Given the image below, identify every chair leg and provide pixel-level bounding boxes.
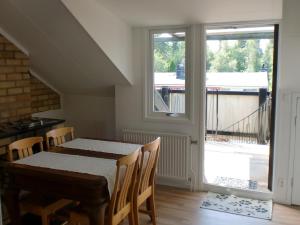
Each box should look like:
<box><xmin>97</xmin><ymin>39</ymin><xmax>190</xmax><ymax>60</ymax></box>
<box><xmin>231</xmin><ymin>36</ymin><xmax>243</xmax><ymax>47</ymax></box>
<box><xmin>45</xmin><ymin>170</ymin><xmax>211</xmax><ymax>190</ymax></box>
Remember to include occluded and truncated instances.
<box><xmin>128</xmin><ymin>211</ymin><xmax>135</xmax><ymax>225</ymax></box>
<box><xmin>149</xmin><ymin>193</ymin><xmax>157</xmax><ymax>225</ymax></box>
<box><xmin>41</xmin><ymin>213</ymin><xmax>50</xmax><ymax>225</ymax></box>
<box><xmin>133</xmin><ymin>202</ymin><xmax>139</xmax><ymax>225</ymax></box>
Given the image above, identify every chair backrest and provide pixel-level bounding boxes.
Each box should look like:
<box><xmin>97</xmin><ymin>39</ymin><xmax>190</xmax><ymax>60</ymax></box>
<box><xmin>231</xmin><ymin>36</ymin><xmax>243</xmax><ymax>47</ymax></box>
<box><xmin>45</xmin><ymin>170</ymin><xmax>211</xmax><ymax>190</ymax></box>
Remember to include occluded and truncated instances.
<box><xmin>108</xmin><ymin>149</ymin><xmax>140</xmax><ymax>225</ymax></box>
<box><xmin>8</xmin><ymin>137</ymin><xmax>44</xmax><ymax>162</ymax></box>
<box><xmin>137</xmin><ymin>137</ymin><xmax>161</xmax><ymax>194</ymax></box>
<box><xmin>46</xmin><ymin>127</ymin><xmax>74</xmax><ymax>149</ymax></box>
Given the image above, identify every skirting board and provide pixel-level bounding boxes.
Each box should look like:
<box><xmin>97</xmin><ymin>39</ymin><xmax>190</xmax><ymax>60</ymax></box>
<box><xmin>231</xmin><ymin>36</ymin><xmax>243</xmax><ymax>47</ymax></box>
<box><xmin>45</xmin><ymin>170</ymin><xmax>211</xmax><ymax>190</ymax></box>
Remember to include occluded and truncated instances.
<box><xmin>156</xmin><ymin>175</ymin><xmax>191</xmax><ymax>190</ymax></box>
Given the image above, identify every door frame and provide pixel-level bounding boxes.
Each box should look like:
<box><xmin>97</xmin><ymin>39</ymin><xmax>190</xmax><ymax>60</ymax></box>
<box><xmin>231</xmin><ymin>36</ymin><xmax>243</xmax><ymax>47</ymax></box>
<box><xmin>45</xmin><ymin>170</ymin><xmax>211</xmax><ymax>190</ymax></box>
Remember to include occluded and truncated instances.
<box><xmin>200</xmin><ymin>21</ymin><xmax>280</xmax><ymax>197</ymax></box>
<box><xmin>287</xmin><ymin>94</ymin><xmax>300</xmax><ymax>204</ymax></box>
<box><xmin>268</xmin><ymin>24</ymin><xmax>279</xmax><ymax>191</ymax></box>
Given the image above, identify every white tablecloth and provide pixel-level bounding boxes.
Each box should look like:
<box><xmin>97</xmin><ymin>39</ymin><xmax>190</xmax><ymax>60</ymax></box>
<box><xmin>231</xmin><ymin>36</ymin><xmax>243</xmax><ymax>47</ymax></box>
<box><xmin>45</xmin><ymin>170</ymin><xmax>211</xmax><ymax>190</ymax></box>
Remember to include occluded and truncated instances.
<box><xmin>15</xmin><ymin>152</ymin><xmax>116</xmax><ymax>196</ymax></box>
<box><xmin>60</xmin><ymin>138</ymin><xmax>142</xmax><ymax>155</ymax></box>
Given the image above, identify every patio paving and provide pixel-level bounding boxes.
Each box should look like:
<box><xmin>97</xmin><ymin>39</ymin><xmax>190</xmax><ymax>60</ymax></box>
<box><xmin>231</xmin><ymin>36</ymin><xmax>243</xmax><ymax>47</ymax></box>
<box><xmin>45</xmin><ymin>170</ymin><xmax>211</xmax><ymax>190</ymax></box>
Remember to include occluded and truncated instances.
<box><xmin>204</xmin><ymin>140</ymin><xmax>270</xmax><ymax>192</ymax></box>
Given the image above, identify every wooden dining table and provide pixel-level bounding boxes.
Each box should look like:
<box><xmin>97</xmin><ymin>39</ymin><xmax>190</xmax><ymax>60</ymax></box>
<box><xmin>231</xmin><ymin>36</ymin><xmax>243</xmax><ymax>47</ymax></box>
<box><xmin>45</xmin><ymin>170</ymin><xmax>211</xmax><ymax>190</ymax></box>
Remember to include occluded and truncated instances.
<box><xmin>4</xmin><ymin>138</ymin><xmax>142</xmax><ymax>225</ymax></box>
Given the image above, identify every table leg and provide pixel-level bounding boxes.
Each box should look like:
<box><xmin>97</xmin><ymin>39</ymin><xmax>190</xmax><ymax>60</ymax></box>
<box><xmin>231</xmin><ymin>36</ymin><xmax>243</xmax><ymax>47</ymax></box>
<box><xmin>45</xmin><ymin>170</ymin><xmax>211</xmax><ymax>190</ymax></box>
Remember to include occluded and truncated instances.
<box><xmin>4</xmin><ymin>188</ymin><xmax>21</xmax><ymax>225</ymax></box>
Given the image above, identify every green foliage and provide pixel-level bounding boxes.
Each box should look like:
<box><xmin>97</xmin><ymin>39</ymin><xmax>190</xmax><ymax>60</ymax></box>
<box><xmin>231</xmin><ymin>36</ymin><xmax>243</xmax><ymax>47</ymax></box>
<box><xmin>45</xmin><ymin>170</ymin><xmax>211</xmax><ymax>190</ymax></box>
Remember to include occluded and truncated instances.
<box><xmin>153</xmin><ymin>40</ymin><xmax>185</xmax><ymax>72</ymax></box>
<box><xmin>153</xmin><ymin>37</ymin><xmax>274</xmax><ymax>89</ymax></box>
<box><xmin>208</xmin><ymin>39</ymin><xmax>268</xmax><ymax>73</ymax></box>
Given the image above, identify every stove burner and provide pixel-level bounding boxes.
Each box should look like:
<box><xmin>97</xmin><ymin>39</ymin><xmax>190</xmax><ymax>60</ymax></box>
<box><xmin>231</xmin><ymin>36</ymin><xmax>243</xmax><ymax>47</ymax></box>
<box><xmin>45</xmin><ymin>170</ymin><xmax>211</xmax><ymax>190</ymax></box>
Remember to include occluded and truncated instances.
<box><xmin>10</xmin><ymin>119</ymin><xmax>44</xmax><ymax>130</ymax></box>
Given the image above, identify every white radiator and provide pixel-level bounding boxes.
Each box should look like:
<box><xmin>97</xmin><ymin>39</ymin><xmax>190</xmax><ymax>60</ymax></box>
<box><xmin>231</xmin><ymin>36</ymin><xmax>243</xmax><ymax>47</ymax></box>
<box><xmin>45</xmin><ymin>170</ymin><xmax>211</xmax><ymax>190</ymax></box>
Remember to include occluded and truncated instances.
<box><xmin>122</xmin><ymin>129</ymin><xmax>191</xmax><ymax>183</ymax></box>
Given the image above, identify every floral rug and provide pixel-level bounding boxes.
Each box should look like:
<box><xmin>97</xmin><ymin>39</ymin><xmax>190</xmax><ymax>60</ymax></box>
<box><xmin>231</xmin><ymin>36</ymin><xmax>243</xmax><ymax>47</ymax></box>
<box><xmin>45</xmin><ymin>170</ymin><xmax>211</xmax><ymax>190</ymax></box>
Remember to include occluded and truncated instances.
<box><xmin>201</xmin><ymin>192</ymin><xmax>273</xmax><ymax>220</ymax></box>
<box><xmin>213</xmin><ymin>176</ymin><xmax>258</xmax><ymax>190</ymax></box>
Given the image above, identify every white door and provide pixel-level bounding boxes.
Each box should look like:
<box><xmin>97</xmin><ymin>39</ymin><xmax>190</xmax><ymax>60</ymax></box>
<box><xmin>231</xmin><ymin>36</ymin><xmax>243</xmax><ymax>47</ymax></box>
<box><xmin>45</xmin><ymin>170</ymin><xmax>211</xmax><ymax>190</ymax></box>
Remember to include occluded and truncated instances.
<box><xmin>292</xmin><ymin>97</ymin><xmax>300</xmax><ymax>205</ymax></box>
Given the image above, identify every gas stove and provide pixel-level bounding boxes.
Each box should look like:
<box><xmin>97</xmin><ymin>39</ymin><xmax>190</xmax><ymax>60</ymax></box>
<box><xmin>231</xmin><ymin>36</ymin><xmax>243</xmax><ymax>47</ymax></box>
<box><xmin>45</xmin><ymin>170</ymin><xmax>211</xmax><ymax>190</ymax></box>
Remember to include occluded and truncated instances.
<box><xmin>0</xmin><ymin>117</ymin><xmax>65</xmax><ymax>140</ymax></box>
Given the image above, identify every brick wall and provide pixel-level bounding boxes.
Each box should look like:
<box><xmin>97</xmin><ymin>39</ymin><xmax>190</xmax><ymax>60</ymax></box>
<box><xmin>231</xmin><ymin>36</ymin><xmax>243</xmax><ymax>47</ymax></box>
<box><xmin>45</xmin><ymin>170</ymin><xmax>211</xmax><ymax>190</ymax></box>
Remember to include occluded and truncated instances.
<box><xmin>31</xmin><ymin>76</ymin><xmax>60</xmax><ymax>113</ymax></box>
<box><xmin>0</xmin><ymin>34</ymin><xmax>61</xmax><ymax>123</ymax></box>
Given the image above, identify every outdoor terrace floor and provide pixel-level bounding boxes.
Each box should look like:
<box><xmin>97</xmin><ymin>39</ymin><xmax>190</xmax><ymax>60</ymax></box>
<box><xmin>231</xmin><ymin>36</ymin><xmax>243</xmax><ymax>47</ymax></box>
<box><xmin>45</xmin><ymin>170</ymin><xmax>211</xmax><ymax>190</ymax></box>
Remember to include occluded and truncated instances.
<box><xmin>204</xmin><ymin>140</ymin><xmax>270</xmax><ymax>192</ymax></box>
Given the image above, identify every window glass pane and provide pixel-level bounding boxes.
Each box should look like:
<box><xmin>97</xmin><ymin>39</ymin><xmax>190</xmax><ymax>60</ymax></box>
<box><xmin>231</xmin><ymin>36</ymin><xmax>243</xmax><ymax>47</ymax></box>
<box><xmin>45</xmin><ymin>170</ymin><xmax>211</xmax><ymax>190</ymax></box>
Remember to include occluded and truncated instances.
<box><xmin>152</xmin><ymin>31</ymin><xmax>186</xmax><ymax>113</ymax></box>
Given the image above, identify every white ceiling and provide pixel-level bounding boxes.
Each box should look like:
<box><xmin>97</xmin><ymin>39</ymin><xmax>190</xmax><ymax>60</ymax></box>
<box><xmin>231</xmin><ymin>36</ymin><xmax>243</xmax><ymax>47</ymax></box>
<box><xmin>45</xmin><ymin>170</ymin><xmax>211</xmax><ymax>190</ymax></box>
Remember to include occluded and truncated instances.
<box><xmin>96</xmin><ymin>0</ymin><xmax>282</xmax><ymax>26</ymax></box>
<box><xmin>0</xmin><ymin>0</ymin><xmax>282</xmax><ymax>97</ymax></box>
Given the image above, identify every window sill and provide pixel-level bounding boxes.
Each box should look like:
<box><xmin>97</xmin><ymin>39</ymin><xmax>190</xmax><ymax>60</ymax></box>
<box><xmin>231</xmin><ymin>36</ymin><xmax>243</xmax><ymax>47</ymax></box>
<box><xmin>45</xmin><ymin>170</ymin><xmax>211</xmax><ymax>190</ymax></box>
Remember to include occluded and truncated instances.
<box><xmin>143</xmin><ymin>113</ymin><xmax>193</xmax><ymax>124</ymax></box>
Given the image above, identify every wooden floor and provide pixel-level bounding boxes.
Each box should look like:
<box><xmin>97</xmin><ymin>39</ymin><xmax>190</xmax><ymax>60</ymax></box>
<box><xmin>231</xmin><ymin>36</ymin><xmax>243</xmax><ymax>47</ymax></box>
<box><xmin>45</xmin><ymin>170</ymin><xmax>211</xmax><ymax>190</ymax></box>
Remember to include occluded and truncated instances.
<box><xmin>130</xmin><ymin>185</ymin><xmax>300</xmax><ymax>225</ymax></box>
<box><xmin>20</xmin><ymin>185</ymin><xmax>300</xmax><ymax>225</ymax></box>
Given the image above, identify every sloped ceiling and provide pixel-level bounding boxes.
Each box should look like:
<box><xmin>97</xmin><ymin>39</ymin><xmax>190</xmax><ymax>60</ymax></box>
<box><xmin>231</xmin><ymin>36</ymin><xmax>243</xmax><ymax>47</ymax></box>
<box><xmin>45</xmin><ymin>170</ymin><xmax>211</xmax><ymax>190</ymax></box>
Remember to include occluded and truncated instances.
<box><xmin>0</xmin><ymin>0</ymin><xmax>131</xmax><ymax>96</ymax></box>
<box><xmin>97</xmin><ymin>0</ymin><xmax>282</xmax><ymax>26</ymax></box>
<box><xmin>0</xmin><ymin>0</ymin><xmax>282</xmax><ymax>97</ymax></box>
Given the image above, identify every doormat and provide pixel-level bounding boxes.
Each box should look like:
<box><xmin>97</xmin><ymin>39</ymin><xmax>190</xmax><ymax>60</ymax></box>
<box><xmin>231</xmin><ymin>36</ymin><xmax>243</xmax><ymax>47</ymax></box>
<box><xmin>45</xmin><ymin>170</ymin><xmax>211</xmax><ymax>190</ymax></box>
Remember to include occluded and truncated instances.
<box><xmin>214</xmin><ymin>176</ymin><xmax>258</xmax><ymax>190</ymax></box>
<box><xmin>201</xmin><ymin>192</ymin><xmax>272</xmax><ymax>220</ymax></box>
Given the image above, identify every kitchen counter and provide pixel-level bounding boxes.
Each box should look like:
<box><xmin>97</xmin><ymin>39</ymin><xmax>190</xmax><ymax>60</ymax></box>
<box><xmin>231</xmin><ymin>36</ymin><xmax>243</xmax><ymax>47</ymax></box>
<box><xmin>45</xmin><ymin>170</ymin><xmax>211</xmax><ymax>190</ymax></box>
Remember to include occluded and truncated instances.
<box><xmin>0</xmin><ymin>117</ymin><xmax>65</xmax><ymax>139</ymax></box>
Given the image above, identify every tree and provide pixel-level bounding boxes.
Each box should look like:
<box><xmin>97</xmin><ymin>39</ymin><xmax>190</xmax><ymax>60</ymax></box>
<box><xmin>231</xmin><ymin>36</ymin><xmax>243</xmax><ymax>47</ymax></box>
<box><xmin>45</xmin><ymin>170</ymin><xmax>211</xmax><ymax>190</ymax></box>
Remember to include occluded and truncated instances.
<box><xmin>262</xmin><ymin>40</ymin><xmax>274</xmax><ymax>90</ymax></box>
<box><xmin>207</xmin><ymin>39</ymin><xmax>272</xmax><ymax>73</ymax></box>
<box><xmin>246</xmin><ymin>39</ymin><xmax>263</xmax><ymax>72</ymax></box>
<box><xmin>154</xmin><ymin>40</ymin><xmax>185</xmax><ymax>72</ymax></box>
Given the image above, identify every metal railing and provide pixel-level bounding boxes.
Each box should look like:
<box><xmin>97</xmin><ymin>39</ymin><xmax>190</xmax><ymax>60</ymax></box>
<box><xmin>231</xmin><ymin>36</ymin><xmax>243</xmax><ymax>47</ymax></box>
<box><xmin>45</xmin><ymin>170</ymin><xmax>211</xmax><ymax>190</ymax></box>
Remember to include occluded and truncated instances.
<box><xmin>206</xmin><ymin>97</ymin><xmax>271</xmax><ymax>144</ymax></box>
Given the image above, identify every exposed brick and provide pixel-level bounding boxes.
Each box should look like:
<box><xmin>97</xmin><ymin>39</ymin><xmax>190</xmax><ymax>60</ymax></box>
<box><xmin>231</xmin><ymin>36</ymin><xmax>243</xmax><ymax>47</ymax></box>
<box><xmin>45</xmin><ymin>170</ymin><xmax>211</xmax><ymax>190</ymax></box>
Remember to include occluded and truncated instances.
<box><xmin>6</xmin><ymin>59</ymin><xmax>21</xmax><ymax>66</ymax></box>
<box><xmin>23</xmin><ymin>73</ymin><xmax>30</xmax><ymax>79</ymax></box>
<box><xmin>0</xmin><ymin>66</ymin><xmax>15</xmax><ymax>73</ymax></box>
<box><xmin>22</xmin><ymin>60</ymin><xmax>30</xmax><ymax>66</ymax></box>
<box><xmin>16</xmin><ymin>95</ymin><xmax>31</xmax><ymax>102</ymax></box>
<box><xmin>0</xmin><ymin>96</ymin><xmax>16</xmax><ymax>103</ymax></box>
<box><xmin>0</xmin><ymin>74</ymin><xmax>6</xmax><ymax>81</ymax></box>
<box><xmin>15</xmin><ymin>66</ymin><xmax>28</xmax><ymax>73</ymax></box>
<box><xmin>17</xmin><ymin>107</ymin><xmax>31</xmax><ymax>115</ymax></box>
<box><xmin>8</xmin><ymin>88</ymin><xmax>23</xmax><ymax>95</ymax></box>
<box><xmin>38</xmin><ymin>106</ymin><xmax>49</xmax><ymax>112</ymax></box>
<box><xmin>31</xmin><ymin>89</ymin><xmax>48</xmax><ymax>95</ymax></box>
<box><xmin>51</xmin><ymin>104</ymin><xmax>60</xmax><ymax>110</ymax></box>
<box><xmin>0</xmin><ymin>81</ymin><xmax>15</xmax><ymax>88</ymax></box>
<box><xmin>0</xmin><ymin>89</ymin><xmax>7</xmax><ymax>96</ymax></box>
<box><xmin>23</xmin><ymin>87</ymin><xmax>31</xmax><ymax>93</ymax></box>
<box><xmin>49</xmin><ymin>93</ymin><xmax>59</xmax><ymax>99</ymax></box>
<box><xmin>0</xmin><ymin>34</ymin><xmax>60</xmax><ymax>120</ymax></box>
<box><xmin>0</xmin><ymin>52</ymin><xmax>14</xmax><ymax>58</ymax></box>
<box><xmin>6</xmin><ymin>73</ymin><xmax>23</xmax><ymax>80</ymax></box>
<box><xmin>5</xmin><ymin>43</ymin><xmax>19</xmax><ymax>51</ymax></box>
<box><xmin>1</xmin><ymin>111</ymin><xmax>17</xmax><ymax>118</ymax></box>
<box><xmin>0</xmin><ymin>36</ymin><xmax>7</xmax><ymax>43</ymax></box>
<box><xmin>38</xmin><ymin>95</ymin><xmax>48</xmax><ymax>100</ymax></box>
<box><xmin>16</xmin><ymin>80</ymin><xmax>30</xmax><ymax>87</ymax></box>
<box><xmin>14</xmin><ymin>52</ymin><xmax>28</xmax><ymax>59</ymax></box>
<box><xmin>31</xmin><ymin>108</ymin><xmax>38</xmax><ymax>113</ymax></box>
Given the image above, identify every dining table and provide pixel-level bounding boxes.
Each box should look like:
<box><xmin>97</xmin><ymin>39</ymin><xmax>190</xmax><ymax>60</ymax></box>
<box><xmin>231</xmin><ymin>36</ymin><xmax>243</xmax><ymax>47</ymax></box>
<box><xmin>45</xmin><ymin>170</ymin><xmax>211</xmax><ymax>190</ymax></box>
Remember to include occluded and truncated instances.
<box><xmin>4</xmin><ymin>138</ymin><xmax>142</xmax><ymax>225</ymax></box>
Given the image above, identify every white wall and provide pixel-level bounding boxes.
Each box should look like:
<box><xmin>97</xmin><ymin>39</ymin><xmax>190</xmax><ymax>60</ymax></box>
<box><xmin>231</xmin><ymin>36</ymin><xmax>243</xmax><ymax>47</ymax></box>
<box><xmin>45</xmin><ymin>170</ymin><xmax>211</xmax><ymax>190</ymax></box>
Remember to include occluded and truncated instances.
<box><xmin>33</xmin><ymin>94</ymin><xmax>115</xmax><ymax>140</ymax></box>
<box><xmin>114</xmin><ymin>12</ymin><xmax>300</xmax><ymax>203</ymax></box>
<box><xmin>273</xmin><ymin>0</ymin><xmax>300</xmax><ymax>204</ymax></box>
<box><xmin>61</xmin><ymin>0</ymin><xmax>134</xmax><ymax>84</ymax></box>
<box><xmin>115</xmin><ymin>25</ymin><xmax>204</xmax><ymax>189</ymax></box>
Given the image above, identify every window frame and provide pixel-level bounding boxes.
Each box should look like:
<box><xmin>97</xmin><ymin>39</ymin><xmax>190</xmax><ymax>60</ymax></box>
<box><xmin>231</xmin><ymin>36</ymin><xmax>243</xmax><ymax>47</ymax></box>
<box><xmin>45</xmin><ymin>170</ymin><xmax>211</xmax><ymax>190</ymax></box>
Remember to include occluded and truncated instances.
<box><xmin>145</xmin><ymin>26</ymin><xmax>192</xmax><ymax>122</ymax></box>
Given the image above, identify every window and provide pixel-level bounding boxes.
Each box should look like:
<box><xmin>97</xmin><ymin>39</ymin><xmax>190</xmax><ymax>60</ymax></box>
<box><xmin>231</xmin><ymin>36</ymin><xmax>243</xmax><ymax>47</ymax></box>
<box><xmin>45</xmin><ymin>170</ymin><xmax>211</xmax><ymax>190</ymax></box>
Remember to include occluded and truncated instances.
<box><xmin>146</xmin><ymin>28</ymin><xmax>191</xmax><ymax>121</ymax></box>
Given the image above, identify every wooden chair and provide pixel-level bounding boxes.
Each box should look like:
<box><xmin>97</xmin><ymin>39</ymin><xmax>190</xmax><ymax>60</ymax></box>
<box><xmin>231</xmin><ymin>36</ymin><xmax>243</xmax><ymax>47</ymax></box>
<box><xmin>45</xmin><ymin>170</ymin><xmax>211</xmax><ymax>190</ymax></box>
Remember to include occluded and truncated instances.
<box><xmin>8</xmin><ymin>136</ymin><xmax>44</xmax><ymax>162</ymax></box>
<box><xmin>46</xmin><ymin>127</ymin><xmax>74</xmax><ymax>149</ymax></box>
<box><xmin>8</xmin><ymin>137</ymin><xmax>73</xmax><ymax>225</ymax></box>
<box><xmin>69</xmin><ymin>149</ymin><xmax>140</xmax><ymax>225</ymax></box>
<box><xmin>133</xmin><ymin>137</ymin><xmax>161</xmax><ymax>225</ymax></box>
